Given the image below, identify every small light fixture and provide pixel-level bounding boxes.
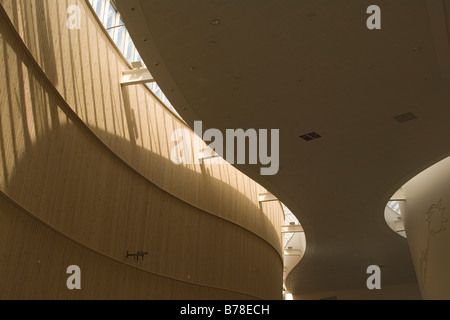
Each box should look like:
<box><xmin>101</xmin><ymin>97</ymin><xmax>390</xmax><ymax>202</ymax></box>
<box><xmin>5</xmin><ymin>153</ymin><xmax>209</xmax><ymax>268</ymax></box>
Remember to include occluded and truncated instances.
<box><xmin>211</xmin><ymin>18</ymin><xmax>221</xmax><ymax>26</ymax></box>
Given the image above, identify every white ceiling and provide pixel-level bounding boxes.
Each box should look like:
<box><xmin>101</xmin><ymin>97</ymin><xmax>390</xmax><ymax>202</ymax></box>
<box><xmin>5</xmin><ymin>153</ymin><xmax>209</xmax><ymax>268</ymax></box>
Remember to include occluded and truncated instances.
<box><xmin>116</xmin><ymin>0</ymin><xmax>450</xmax><ymax>296</ymax></box>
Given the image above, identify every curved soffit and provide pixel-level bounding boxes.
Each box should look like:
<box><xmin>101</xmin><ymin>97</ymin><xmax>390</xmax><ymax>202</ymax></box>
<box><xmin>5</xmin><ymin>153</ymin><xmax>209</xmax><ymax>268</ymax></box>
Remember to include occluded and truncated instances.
<box><xmin>116</xmin><ymin>0</ymin><xmax>450</xmax><ymax>295</ymax></box>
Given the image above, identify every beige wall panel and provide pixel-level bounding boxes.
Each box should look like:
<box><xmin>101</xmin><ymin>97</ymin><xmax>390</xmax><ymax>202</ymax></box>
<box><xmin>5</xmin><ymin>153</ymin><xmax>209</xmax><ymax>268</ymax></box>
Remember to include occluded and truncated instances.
<box><xmin>0</xmin><ymin>2</ymin><xmax>283</xmax><ymax>299</ymax></box>
<box><xmin>402</xmin><ymin>157</ymin><xmax>450</xmax><ymax>300</ymax></box>
<box><xmin>0</xmin><ymin>195</ymin><xmax>265</xmax><ymax>300</ymax></box>
<box><xmin>0</xmin><ymin>0</ymin><xmax>283</xmax><ymax>253</ymax></box>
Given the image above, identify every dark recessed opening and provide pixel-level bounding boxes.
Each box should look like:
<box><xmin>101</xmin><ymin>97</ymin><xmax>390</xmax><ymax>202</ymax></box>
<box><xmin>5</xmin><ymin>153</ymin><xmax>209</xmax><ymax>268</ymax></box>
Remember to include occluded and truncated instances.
<box><xmin>300</xmin><ymin>132</ymin><xmax>322</xmax><ymax>142</ymax></box>
<box><xmin>394</xmin><ymin>112</ymin><xmax>418</xmax><ymax>123</ymax></box>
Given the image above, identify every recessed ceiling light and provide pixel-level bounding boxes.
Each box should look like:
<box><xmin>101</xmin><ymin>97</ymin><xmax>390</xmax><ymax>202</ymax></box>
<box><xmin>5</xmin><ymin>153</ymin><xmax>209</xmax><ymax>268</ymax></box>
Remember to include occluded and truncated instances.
<box><xmin>394</xmin><ymin>112</ymin><xmax>418</xmax><ymax>123</ymax></box>
<box><xmin>211</xmin><ymin>18</ymin><xmax>221</xmax><ymax>26</ymax></box>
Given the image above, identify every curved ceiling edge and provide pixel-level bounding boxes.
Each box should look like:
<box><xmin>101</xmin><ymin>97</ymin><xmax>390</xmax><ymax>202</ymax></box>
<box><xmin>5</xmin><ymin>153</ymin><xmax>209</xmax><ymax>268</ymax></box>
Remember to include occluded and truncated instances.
<box><xmin>115</xmin><ymin>0</ymin><xmax>201</xmax><ymax>128</ymax></box>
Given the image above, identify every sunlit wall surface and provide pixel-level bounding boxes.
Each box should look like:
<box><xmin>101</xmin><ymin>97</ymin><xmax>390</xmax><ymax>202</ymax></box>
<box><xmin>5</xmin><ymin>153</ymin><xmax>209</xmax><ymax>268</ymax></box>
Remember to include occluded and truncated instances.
<box><xmin>88</xmin><ymin>0</ymin><xmax>180</xmax><ymax>117</ymax></box>
<box><xmin>0</xmin><ymin>0</ymin><xmax>284</xmax><ymax>299</ymax></box>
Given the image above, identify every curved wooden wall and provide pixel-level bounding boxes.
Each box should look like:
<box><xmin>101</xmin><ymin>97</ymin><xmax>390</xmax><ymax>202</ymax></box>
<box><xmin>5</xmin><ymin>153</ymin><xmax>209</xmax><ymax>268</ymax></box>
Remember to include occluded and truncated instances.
<box><xmin>0</xmin><ymin>0</ymin><xmax>284</xmax><ymax>299</ymax></box>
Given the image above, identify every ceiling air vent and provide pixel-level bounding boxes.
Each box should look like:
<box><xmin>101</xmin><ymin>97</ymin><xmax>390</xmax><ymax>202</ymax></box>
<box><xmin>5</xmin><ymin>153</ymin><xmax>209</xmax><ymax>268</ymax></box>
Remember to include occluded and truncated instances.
<box><xmin>394</xmin><ymin>112</ymin><xmax>417</xmax><ymax>123</ymax></box>
<box><xmin>300</xmin><ymin>132</ymin><xmax>322</xmax><ymax>142</ymax></box>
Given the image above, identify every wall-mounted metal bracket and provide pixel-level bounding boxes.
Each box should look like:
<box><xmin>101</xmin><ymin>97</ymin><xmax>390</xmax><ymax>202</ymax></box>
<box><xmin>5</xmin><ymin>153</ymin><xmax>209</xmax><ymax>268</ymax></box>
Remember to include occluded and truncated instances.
<box><xmin>126</xmin><ymin>251</ymin><xmax>148</xmax><ymax>261</ymax></box>
<box><xmin>258</xmin><ymin>192</ymin><xmax>278</xmax><ymax>203</ymax></box>
<box><xmin>121</xmin><ymin>68</ymin><xmax>154</xmax><ymax>86</ymax></box>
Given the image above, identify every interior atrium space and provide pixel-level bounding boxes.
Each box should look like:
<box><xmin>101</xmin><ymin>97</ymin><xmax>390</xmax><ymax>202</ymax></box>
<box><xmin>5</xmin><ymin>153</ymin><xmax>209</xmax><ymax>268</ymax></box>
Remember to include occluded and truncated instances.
<box><xmin>1</xmin><ymin>0</ymin><xmax>450</xmax><ymax>304</ymax></box>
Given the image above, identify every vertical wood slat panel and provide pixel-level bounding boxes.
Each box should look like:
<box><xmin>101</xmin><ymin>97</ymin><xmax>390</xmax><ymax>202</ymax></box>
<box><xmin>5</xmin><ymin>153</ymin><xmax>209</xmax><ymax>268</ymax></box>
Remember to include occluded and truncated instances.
<box><xmin>0</xmin><ymin>0</ymin><xmax>284</xmax><ymax>299</ymax></box>
<box><xmin>0</xmin><ymin>0</ymin><xmax>284</xmax><ymax>252</ymax></box>
<box><xmin>0</xmin><ymin>195</ymin><xmax>265</xmax><ymax>300</ymax></box>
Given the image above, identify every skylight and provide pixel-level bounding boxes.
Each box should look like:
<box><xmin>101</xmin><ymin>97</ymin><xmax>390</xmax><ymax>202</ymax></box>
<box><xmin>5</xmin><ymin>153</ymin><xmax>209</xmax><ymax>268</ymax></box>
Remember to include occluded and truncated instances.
<box><xmin>387</xmin><ymin>200</ymin><xmax>402</xmax><ymax>215</ymax></box>
<box><xmin>384</xmin><ymin>194</ymin><xmax>406</xmax><ymax>238</ymax></box>
<box><xmin>88</xmin><ymin>0</ymin><xmax>182</xmax><ymax>119</ymax></box>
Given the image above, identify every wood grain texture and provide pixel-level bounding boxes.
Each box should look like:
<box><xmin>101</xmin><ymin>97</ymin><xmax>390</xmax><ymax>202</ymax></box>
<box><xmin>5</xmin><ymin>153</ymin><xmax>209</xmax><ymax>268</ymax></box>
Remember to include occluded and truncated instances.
<box><xmin>0</xmin><ymin>0</ymin><xmax>284</xmax><ymax>299</ymax></box>
<box><xmin>0</xmin><ymin>0</ymin><xmax>283</xmax><ymax>255</ymax></box>
<box><xmin>0</xmin><ymin>193</ymin><xmax>264</xmax><ymax>300</ymax></box>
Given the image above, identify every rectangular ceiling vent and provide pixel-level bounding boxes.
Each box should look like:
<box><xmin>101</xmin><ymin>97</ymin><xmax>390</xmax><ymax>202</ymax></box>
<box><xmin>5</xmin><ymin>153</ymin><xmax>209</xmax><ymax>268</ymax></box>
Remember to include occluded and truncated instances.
<box><xmin>300</xmin><ymin>132</ymin><xmax>322</xmax><ymax>142</ymax></box>
<box><xmin>394</xmin><ymin>112</ymin><xmax>418</xmax><ymax>123</ymax></box>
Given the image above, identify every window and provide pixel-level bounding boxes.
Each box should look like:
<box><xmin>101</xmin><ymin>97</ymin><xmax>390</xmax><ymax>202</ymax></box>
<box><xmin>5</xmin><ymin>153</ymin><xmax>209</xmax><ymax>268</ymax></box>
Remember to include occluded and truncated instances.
<box><xmin>388</xmin><ymin>201</ymin><xmax>401</xmax><ymax>215</ymax></box>
<box><xmin>115</xmin><ymin>26</ymin><xmax>126</xmax><ymax>52</ymax></box>
<box><xmin>124</xmin><ymin>35</ymin><xmax>135</xmax><ymax>61</ymax></box>
<box><xmin>88</xmin><ymin>0</ymin><xmax>181</xmax><ymax>118</ymax></box>
<box><xmin>93</xmin><ymin>0</ymin><xmax>105</xmax><ymax>21</ymax></box>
